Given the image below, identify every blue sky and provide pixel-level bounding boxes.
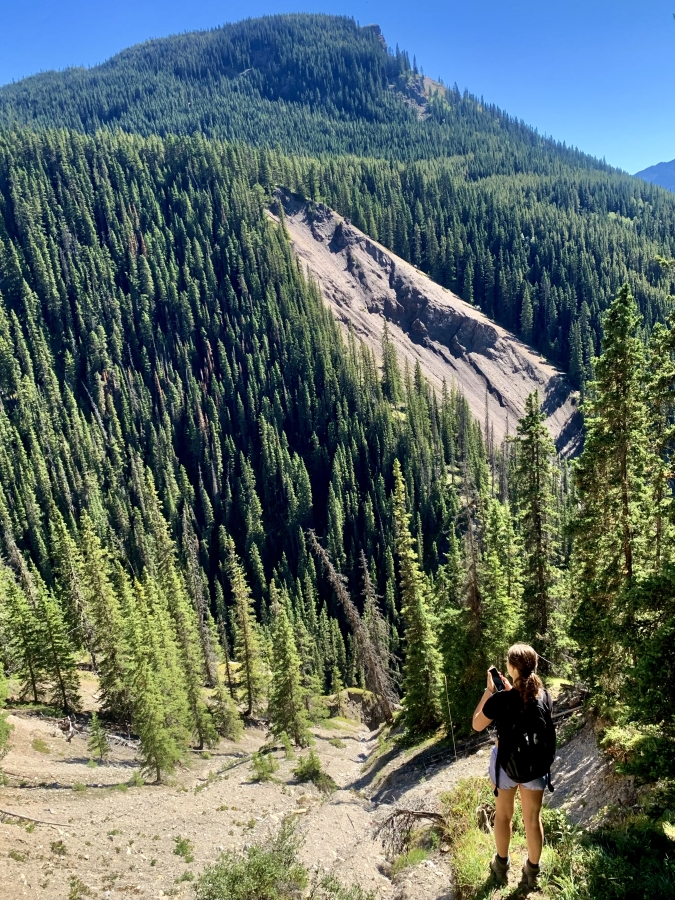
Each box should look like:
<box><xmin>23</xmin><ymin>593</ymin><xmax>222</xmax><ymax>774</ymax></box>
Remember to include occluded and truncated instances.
<box><xmin>1</xmin><ymin>0</ymin><xmax>673</xmax><ymax>173</ymax></box>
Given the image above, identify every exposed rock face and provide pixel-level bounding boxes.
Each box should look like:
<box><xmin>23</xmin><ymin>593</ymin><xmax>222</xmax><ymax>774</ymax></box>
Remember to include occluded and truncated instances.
<box><xmin>272</xmin><ymin>191</ymin><xmax>581</xmax><ymax>455</ymax></box>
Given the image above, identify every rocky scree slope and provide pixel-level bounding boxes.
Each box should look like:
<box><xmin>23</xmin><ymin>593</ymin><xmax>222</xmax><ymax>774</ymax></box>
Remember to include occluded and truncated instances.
<box><xmin>272</xmin><ymin>192</ymin><xmax>581</xmax><ymax>454</ymax></box>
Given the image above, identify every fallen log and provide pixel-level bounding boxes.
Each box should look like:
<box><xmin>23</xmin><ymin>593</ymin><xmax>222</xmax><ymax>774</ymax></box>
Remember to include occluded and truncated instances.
<box><xmin>0</xmin><ymin>808</ymin><xmax>68</xmax><ymax>828</ymax></box>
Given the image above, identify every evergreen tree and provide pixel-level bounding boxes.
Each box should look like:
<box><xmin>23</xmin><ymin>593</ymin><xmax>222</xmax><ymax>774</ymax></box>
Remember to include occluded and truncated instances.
<box><xmin>36</xmin><ymin>575</ymin><xmax>81</xmax><ymax>713</ymax></box>
<box><xmin>124</xmin><ymin>580</ymin><xmax>190</xmax><ymax>782</ymax></box>
<box><xmin>392</xmin><ymin>460</ymin><xmax>443</xmax><ymax>734</ymax></box>
<box><xmin>572</xmin><ymin>284</ymin><xmax>649</xmax><ymax>688</ymax></box>
<box><xmin>268</xmin><ymin>599</ymin><xmax>310</xmax><ymax>746</ymax></box>
<box><xmin>79</xmin><ymin>514</ymin><xmax>132</xmax><ymax>721</ymax></box>
<box><xmin>0</xmin><ymin>564</ymin><xmax>44</xmax><ymax>703</ymax></box>
<box><xmin>381</xmin><ymin>321</ymin><xmax>402</xmax><ymax>404</ymax></box>
<box><xmin>87</xmin><ymin>711</ymin><xmax>111</xmax><ymax>762</ymax></box>
<box><xmin>226</xmin><ymin>536</ymin><xmax>266</xmax><ymax>716</ymax></box>
<box><xmin>515</xmin><ymin>391</ymin><xmax>557</xmax><ymax>662</ymax></box>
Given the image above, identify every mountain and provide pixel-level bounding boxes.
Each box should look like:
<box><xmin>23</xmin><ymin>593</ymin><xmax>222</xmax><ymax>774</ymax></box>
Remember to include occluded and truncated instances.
<box><xmin>635</xmin><ymin>158</ymin><xmax>675</xmax><ymax>193</ymax></box>
<box><xmin>1</xmin><ymin>14</ymin><xmax>674</xmax><ymax>387</ymax></box>
<box><xmin>0</xmin><ymin>14</ymin><xmax>614</xmax><ymax>168</ymax></box>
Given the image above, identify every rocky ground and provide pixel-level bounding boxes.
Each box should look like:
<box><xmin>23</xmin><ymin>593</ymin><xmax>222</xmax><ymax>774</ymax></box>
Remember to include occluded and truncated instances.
<box><xmin>0</xmin><ymin>701</ymin><xmax>489</xmax><ymax>900</ymax></box>
<box><xmin>0</xmin><ymin>689</ymin><xmax>619</xmax><ymax>900</ymax></box>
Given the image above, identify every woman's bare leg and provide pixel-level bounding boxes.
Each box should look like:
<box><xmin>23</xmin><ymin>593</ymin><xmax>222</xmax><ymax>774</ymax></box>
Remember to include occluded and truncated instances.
<box><xmin>493</xmin><ymin>786</ymin><xmax>517</xmax><ymax>858</ymax></box>
<box><xmin>519</xmin><ymin>787</ymin><xmax>545</xmax><ymax>864</ymax></box>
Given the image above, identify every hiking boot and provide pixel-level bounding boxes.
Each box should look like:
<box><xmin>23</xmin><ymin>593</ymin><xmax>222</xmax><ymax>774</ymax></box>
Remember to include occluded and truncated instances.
<box><xmin>490</xmin><ymin>853</ymin><xmax>510</xmax><ymax>884</ymax></box>
<box><xmin>520</xmin><ymin>858</ymin><xmax>540</xmax><ymax>889</ymax></box>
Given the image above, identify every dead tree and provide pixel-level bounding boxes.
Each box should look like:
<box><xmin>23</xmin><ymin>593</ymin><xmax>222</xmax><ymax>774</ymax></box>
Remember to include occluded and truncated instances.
<box><xmin>377</xmin><ymin>801</ymin><xmax>447</xmax><ymax>856</ymax></box>
<box><xmin>307</xmin><ymin>530</ymin><xmax>397</xmax><ymax>724</ymax></box>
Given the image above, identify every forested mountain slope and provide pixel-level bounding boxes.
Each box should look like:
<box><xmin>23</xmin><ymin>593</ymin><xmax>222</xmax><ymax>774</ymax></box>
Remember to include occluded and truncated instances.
<box><xmin>1</xmin><ymin>14</ymin><xmax>674</xmax><ymax>386</ymax></box>
<box><xmin>0</xmin><ymin>129</ymin><xmax>545</xmax><ymax>732</ymax></box>
<box><xmin>273</xmin><ymin>191</ymin><xmax>580</xmax><ymax>453</ymax></box>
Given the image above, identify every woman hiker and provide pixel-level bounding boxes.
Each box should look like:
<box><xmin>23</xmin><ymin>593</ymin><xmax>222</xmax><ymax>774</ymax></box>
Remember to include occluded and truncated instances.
<box><xmin>472</xmin><ymin>643</ymin><xmax>556</xmax><ymax>888</ymax></box>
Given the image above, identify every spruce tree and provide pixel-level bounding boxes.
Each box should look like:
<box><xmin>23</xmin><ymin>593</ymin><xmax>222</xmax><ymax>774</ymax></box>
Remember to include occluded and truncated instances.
<box><xmin>267</xmin><ymin>599</ymin><xmax>310</xmax><ymax>747</ymax></box>
<box><xmin>572</xmin><ymin>284</ymin><xmax>649</xmax><ymax>687</ymax></box>
<box><xmin>87</xmin><ymin>711</ymin><xmax>111</xmax><ymax>762</ymax></box>
<box><xmin>0</xmin><ymin>563</ymin><xmax>44</xmax><ymax>703</ymax></box>
<box><xmin>392</xmin><ymin>460</ymin><xmax>443</xmax><ymax>735</ymax></box>
<box><xmin>36</xmin><ymin>575</ymin><xmax>81</xmax><ymax>713</ymax></box>
<box><xmin>146</xmin><ymin>478</ymin><xmax>218</xmax><ymax>749</ymax></box>
<box><xmin>515</xmin><ymin>391</ymin><xmax>557</xmax><ymax>661</ymax></box>
<box><xmin>79</xmin><ymin>514</ymin><xmax>132</xmax><ymax>721</ymax></box>
<box><xmin>226</xmin><ymin>536</ymin><xmax>266</xmax><ymax>716</ymax></box>
<box><xmin>124</xmin><ymin>579</ymin><xmax>190</xmax><ymax>782</ymax></box>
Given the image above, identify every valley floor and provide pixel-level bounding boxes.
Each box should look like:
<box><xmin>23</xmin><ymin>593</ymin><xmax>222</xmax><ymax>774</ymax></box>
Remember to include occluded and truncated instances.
<box><xmin>0</xmin><ymin>698</ymin><xmax>607</xmax><ymax>900</ymax></box>
<box><xmin>0</xmin><ymin>706</ymin><xmax>492</xmax><ymax>900</ymax></box>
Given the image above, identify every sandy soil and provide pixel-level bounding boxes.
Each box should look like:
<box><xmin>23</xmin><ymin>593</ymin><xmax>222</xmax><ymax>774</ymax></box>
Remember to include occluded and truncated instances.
<box><xmin>270</xmin><ymin>193</ymin><xmax>581</xmax><ymax>455</ymax></box>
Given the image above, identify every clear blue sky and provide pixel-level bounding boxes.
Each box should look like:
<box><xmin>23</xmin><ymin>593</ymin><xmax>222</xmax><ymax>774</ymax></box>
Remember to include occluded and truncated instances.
<box><xmin>1</xmin><ymin>0</ymin><xmax>673</xmax><ymax>174</ymax></box>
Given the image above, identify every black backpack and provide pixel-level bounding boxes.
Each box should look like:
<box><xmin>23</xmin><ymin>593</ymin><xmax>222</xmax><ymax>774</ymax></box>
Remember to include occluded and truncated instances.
<box><xmin>494</xmin><ymin>690</ymin><xmax>556</xmax><ymax>795</ymax></box>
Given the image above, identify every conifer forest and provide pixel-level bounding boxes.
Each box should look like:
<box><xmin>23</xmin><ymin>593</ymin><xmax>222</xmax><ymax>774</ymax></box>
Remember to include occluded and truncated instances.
<box><xmin>0</xmin><ymin>13</ymin><xmax>674</xmax><ymax>900</ymax></box>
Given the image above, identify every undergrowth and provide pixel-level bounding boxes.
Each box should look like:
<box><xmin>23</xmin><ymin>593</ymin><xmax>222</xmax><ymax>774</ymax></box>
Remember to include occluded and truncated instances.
<box><xmin>293</xmin><ymin>750</ymin><xmax>337</xmax><ymax>794</ymax></box>
<box><xmin>195</xmin><ymin>819</ymin><xmax>373</xmax><ymax>900</ymax></box>
<box><xmin>439</xmin><ymin>777</ymin><xmax>675</xmax><ymax>900</ymax></box>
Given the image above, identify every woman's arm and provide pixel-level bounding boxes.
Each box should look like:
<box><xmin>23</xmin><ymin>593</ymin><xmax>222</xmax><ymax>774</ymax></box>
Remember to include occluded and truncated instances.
<box><xmin>472</xmin><ymin>669</ymin><xmax>496</xmax><ymax>732</ymax></box>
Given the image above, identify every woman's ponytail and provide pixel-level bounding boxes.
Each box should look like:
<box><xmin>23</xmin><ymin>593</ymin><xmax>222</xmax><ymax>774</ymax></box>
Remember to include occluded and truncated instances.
<box><xmin>507</xmin><ymin>643</ymin><xmax>543</xmax><ymax>705</ymax></box>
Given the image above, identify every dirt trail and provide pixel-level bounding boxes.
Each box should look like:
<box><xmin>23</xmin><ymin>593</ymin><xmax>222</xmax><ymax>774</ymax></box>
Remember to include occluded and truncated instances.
<box><xmin>0</xmin><ymin>710</ymin><xmax>488</xmax><ymax>900</ymax></box>
<box><xmin>270</xmin><ymin>192</ymin><xmax>581</xmax><ymax>455</ymax></box>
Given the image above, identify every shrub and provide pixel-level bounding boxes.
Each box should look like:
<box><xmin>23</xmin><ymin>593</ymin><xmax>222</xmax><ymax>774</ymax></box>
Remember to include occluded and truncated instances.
<box><xmin>31</xmin><ymin>737</ymin><xmax>50</xmax><ymax>754</ymax></box>
<box><xmin>293</xmin><ymin>750</ymin><xmax>337</xmax><ymax>794</ymax></box>
<box><xmin>173</xmin><ymin>836</ymin><xmax>194</xmax><ymax>863</ymax></box>
<box><xmin>601</xmin><ymin>724</ymin><xmax>675</xmax><ymax>782</ymax></box>
<box><xmin>250</xmin><ymin>750</ymin><xmax>279</xmax><ymax>782</ymax></box>
<box><xmin>195</xmin><ymin>819</ymin><xmax>307</xmax><ymax>900</ymax></box>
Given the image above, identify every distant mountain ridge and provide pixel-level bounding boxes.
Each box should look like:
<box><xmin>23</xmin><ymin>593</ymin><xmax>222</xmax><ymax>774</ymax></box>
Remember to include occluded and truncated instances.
<box><xmin>0</xmin><ymin>13</ymin><xmax>612</xmax><ymax>170</ymax></box>
<box><xmin>635</xmin><ymin>158</ymin><xmax>675</xmax><ymax>193</ymax></box>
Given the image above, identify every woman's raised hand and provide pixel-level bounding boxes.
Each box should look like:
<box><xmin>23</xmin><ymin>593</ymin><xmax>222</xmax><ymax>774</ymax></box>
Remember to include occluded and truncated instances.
<box><xmin>500</xmin><ymin>672</ymin><xmax>513</xmax><ymax>691</ymax></box>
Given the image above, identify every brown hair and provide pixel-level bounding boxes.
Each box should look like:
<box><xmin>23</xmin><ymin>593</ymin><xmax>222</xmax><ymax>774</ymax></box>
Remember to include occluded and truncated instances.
<box><xmin>508</xmin><ymin>643</ymin><xmax>543</xmax><ymax>705</ymax></box>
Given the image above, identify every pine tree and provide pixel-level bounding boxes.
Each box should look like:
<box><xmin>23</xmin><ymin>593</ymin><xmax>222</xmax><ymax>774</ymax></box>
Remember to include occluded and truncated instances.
<box><xmin>146</xmin><ymin>478</ymin><xmax>218</xmax><ymax>749</ymax></box>
<box><xmin>515</xmin><ymin>391</ymin><xmax>557</xmax><ymax>661</ymax></box>
<box><xmin>267</xmin><ymin>598</ymin><xmax>310</xmax><ymax>746</ymax></box>
<box><xmin>331</xmin><ymin>664</ymin><xmax>346</xmax><ymax>717</ymax></box>
<box><xmin>226</xmin><ymin>536</ymin><xmax>266</xmax><ymax>716</ymax></box>
<box><xmin>392</xmin><ymin>460</ymin><xmax>443</xmax><ymax>734</ymax></box>
<box><xmin>87</xmin><ymin>711</ymin><xmax>111</xmax><ymax>762</ymax></box>
<box><xmin>572</xmin><ymin>284</ymin><xmax>649</xmax><ymax>688</ymax></box>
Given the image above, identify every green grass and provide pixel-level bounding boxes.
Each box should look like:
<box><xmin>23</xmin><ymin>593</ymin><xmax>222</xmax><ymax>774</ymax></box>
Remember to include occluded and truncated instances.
<box><xmin>390</xmin><ymin>848</ymin><xmax>429</xmax><ymax>876</ymax></box>
<box><xmin>437</xmin><ymin>777</ymin><xmax>675</xmax><ymax>900</ymax></box>
<box><xmin>72</xmin><ymin>781</ymin><xmax>87</xmax><ymax>792</ymax></box>
<box><xmin>328</xmin><ymin>737</ymin><xmax>346</xmax><ymax>749</ymax></box>
<box><xmin>31</xmin><ymin>737</ymin><xmax>50</xmax><ymax>754</ymax></box>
